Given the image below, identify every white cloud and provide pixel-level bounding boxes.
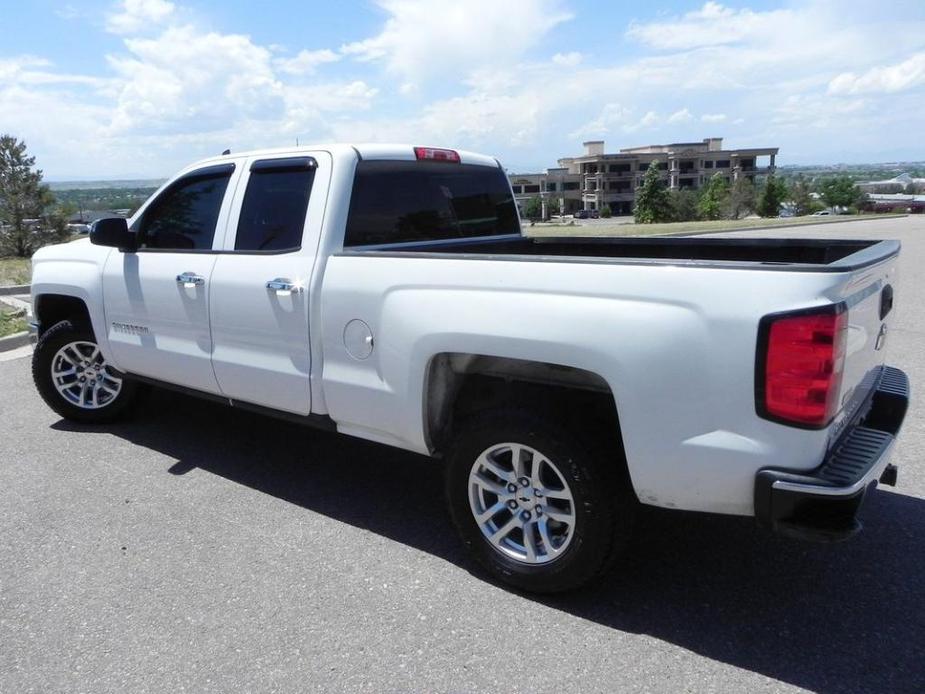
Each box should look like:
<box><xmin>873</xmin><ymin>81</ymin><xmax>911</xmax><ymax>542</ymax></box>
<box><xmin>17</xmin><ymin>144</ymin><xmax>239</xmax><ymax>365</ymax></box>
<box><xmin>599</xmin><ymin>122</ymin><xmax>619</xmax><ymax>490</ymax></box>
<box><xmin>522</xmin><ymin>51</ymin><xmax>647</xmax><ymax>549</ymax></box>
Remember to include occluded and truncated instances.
<box><xmin>626</xmin><ymin>2</ymin><xmax>794</xmax><ymax>51</ymax></box>
<box><xmin>341</xmin><ymin>0</ymin><xmax>572</xmax><ymax>83</ymax></box>
<box><xmin>568</xmin><ymin>103</ymin><xmax>631</xmax><ymax>138</ymax></box>
<box><xmin>701</xmin><ymin>113</ymin><xmax>726</xmax><ymax>123</ymax></box>
<box><xmin>106</xmin><ymin>0</ymin><xmax>175</xmax><ymax>34</ymax></box>
<box><xmin>828</xmin><ymin>52</ymin><xmax>925</xmax><ymax>95</ymax></box>
<box><xmin>552</xmin><ymin>51</ymin><xmax>583</xmax><ymax>67</ymax></box>
<box><xmin>634</xmin><ymin>110</ymin><xmax>660</xmax><ymax>130</ymax></box>
<box><xmin>667</xmin><ymin>107</ymin><xmax>693</xmax><ymax>123</ymax></box>
<box><xmin>106</xmin><ymin>25</ymin><xmax>282</xmax><ymax>133</ymax></box>
<box><xmin>55</xmin><ymin>4</ymin><xmax>80</xmax><ymax>20</ymax></box>
<box><xmin>275</xmin><ymin>48</ymin><xmax>341</xmax><ymax>76</ymax></box>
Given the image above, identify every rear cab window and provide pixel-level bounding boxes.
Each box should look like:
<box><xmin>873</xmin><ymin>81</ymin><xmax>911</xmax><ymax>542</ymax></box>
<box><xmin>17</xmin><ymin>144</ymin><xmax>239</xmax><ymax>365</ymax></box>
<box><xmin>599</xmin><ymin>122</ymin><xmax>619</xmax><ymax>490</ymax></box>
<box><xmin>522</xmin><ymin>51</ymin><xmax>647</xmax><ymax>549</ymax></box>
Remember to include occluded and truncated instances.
<box><xmin>345</xmin><ymin>160</ymin><xmax>519</xmax><ymax>247</ymax></box>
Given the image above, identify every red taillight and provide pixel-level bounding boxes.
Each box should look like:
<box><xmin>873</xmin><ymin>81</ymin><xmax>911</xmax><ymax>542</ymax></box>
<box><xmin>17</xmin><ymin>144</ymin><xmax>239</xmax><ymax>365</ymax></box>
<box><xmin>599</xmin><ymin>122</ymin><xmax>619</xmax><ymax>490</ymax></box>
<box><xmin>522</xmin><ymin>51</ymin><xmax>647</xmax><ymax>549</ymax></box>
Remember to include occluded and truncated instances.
<box><xmin>759</xmin><ymin>308</ymin><xmax>848</xmax><ymax>427</ymax></box>
<box><xmin>414</xmin><ymin>146</ymin><xmax>460</xmax><ymax>163</ymax></box>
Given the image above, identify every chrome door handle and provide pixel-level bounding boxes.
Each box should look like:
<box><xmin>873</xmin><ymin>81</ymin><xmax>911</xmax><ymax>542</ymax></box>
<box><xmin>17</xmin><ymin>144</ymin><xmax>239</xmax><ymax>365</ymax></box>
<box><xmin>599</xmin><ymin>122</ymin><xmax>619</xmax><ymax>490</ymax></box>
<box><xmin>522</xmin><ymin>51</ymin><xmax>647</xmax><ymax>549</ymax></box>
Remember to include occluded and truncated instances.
<box><xmin>176</xmin><ymin>272</ymin><xmax>205</xmax><ymax>288</ymax></box>
<box><xmin>266</xmin><ymin>278</ymin><xmax>303</xmax><ymax>295</ymax></box>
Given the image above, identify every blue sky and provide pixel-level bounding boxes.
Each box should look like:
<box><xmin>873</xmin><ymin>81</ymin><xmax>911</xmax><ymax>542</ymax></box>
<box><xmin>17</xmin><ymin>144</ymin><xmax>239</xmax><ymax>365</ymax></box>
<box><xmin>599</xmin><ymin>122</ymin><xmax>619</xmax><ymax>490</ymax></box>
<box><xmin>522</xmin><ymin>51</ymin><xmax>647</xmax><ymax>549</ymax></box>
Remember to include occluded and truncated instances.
<box><xmin>3</xmin><ymin>0</ymin><xmax>925</xmax><ymax>179</ymax></box>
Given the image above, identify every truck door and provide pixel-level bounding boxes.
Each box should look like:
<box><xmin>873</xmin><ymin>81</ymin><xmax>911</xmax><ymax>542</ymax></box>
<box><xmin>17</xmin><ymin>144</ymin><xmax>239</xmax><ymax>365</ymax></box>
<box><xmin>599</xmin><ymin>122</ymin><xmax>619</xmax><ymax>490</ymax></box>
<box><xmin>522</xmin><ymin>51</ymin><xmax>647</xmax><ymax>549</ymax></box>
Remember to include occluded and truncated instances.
<box><xmin>102</xmin><ymin>163</ymin><xmax>238</xmax><ymax>394</ymax></box>
<box><xmin>208</xmin><ymin>153</ymin><xmax>330</xmax><ymax>415</ymax></box>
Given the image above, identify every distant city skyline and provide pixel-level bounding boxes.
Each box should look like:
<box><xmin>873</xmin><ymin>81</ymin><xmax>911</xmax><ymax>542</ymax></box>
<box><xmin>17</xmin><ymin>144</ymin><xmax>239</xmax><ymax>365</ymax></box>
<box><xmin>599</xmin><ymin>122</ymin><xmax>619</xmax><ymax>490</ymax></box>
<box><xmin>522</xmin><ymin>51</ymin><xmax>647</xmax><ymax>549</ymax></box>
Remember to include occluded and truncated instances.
<box><xmin>3</xmin><ymin>0</ymin><xmax>925</xmax><ymax>179</ymax></box>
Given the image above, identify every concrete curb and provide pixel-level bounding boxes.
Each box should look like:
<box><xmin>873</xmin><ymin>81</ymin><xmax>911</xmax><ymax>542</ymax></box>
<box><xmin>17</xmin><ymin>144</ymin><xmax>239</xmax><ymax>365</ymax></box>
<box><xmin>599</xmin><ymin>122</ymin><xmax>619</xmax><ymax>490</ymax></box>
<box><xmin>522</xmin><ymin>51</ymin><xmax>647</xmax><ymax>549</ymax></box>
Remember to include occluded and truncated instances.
<box><xmin>0</xmin><ymin>295</ymin><xmax>31</xmax><ymax>317</ymax></box>
<box><xmin>0</xmin><ymin>284</ymin><xmax>29</xmax><ymax>296</ymax></box>
<box><xmin>0</xmin><ymin>331</ymin><xmax>30</xmax><ymax>352</ymax></box>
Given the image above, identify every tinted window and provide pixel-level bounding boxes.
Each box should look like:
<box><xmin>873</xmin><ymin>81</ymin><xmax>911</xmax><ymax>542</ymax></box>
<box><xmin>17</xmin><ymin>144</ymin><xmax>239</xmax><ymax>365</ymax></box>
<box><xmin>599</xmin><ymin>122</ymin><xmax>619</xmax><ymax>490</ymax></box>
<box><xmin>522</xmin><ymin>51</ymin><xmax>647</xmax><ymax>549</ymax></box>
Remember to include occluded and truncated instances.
<box><xmin>345</xmin><ymin>161</ymin><xmax>519</xmax><ymax>246</ymax></box>
<box><xmin>235</xmin><ymin>167</ymin><xmax>315</xmax><ymax>252</ymax></box>
<box><xmin>139</xmin><ymin>173</ymin><xmax>231</xmax><ymax>250</ymax></box>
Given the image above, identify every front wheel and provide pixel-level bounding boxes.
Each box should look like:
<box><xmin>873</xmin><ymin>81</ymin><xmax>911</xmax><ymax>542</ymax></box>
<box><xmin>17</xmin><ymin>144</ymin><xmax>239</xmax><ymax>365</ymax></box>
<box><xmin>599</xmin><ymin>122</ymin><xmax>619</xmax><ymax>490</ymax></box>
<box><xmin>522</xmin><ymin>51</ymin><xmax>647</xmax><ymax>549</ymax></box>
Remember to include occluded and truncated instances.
<box><xmin>445</xmin><ymin>408</ymin><xmax>635</xmax><ymax>593</ymax></box>
<box><xmin>32</xmin><ymin>320</ymin><xmax>138</xmax><ymax>423</ymax></box>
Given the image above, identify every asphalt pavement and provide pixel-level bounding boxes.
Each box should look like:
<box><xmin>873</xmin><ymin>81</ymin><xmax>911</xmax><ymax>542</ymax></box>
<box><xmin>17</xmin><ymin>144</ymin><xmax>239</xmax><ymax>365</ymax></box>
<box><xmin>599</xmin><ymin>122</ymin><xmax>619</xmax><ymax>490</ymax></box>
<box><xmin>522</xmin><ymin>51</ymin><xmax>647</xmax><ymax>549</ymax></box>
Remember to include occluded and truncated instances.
<box><xmin>1</xmin><ymin>215</ymin><xmax>924</xmax><ymax>693</ymax></box>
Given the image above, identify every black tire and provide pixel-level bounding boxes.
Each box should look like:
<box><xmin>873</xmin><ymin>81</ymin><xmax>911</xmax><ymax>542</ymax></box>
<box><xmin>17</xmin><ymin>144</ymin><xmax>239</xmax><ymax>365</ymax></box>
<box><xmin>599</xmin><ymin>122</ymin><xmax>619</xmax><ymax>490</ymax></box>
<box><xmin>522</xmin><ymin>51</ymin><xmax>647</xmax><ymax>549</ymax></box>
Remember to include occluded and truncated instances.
<box><xmin>445</xmin><ymin>407</ymin><xmax>635</xmax><ymax>593</ymax></box>
<box><xmin>32</xmin><ymin>319</ymin><xmax>137</xmax><ymax>424</ymax></box>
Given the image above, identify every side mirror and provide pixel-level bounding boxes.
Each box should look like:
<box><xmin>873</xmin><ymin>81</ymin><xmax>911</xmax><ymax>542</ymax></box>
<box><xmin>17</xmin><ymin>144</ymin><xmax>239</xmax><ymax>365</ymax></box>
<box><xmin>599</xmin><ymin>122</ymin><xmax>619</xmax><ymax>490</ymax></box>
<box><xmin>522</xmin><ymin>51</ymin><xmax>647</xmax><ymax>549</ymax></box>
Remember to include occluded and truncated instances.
<box><xmin>90</xmin><ymin>217</ymin><xmax>137</xmax><ymax>252</ymax></box>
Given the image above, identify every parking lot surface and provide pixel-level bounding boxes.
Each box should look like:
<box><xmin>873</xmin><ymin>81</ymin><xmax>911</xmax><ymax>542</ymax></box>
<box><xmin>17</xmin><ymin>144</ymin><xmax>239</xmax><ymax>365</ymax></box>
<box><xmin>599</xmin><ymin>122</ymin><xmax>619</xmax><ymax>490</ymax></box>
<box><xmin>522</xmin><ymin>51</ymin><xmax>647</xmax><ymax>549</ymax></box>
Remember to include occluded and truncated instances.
<box><xmin>1</xmin><ymin>216</ymin><xmax>923</xmax><ymax>693</ymax></box>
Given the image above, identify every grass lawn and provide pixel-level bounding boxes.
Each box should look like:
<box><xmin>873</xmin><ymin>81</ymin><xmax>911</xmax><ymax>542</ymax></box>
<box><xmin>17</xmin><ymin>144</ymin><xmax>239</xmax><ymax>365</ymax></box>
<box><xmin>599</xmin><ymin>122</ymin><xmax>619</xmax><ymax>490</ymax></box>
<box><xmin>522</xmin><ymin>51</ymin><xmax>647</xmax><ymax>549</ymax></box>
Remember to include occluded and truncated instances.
<box><xmin>0</xmin><ymin>257</ymin><xmax>31</xmax><ymax>286</ymax></box>
<box><xmin>0</xmin><ymin>306</ymin><xmax>28</xmax><ymax>338</ymax></box>
<box><xmin>525</xmin><ymin>214</ymin><xmax>906</xmax><ymax>238</ymax></box>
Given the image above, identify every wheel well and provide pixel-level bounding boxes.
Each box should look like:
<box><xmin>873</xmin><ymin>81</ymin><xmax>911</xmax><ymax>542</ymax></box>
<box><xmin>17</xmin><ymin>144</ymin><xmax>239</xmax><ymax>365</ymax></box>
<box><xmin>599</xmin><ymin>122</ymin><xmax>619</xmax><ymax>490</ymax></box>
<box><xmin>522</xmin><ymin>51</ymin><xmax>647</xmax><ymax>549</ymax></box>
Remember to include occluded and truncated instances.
<box><xmin>34</xmin><ymin>294</ymin><xmax>92</xmax><ymax>336</ymax></box>
<box><xmin>425</xmin><ymin>353</ymin><xmax>624</xmax><ymax>457</ymax></box>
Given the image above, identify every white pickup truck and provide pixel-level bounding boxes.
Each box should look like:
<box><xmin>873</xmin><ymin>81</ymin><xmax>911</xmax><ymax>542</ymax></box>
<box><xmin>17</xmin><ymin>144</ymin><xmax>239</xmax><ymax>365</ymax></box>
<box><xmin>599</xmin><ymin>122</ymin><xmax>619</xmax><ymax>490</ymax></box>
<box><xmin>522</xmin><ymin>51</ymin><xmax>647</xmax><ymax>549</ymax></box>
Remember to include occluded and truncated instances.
<box><xmin>29</xmin><ymin>144</ymin><xmax>909</xmax><ymax>592</ymax></box>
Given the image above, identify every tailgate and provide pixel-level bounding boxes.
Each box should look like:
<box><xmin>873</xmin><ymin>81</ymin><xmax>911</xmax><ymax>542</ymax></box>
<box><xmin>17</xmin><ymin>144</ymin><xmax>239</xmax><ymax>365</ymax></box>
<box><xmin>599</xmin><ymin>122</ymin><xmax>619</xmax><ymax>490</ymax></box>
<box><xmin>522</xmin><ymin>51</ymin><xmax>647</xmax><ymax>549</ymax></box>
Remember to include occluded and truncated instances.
<box><xmin>831</xmin><ymin>254</ymin><xmax>898</xmax><ymax>435</ymax></box>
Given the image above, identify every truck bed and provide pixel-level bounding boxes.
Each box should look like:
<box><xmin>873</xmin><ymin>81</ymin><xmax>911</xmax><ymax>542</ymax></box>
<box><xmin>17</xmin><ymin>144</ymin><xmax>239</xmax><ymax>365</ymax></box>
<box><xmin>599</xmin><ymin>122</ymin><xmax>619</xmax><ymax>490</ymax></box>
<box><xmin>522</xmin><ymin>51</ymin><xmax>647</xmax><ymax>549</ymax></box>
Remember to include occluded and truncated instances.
<box><xmin>347</xmin><ymin>234</ymin><xmax>898</xmax><ymax>271</ymax></box>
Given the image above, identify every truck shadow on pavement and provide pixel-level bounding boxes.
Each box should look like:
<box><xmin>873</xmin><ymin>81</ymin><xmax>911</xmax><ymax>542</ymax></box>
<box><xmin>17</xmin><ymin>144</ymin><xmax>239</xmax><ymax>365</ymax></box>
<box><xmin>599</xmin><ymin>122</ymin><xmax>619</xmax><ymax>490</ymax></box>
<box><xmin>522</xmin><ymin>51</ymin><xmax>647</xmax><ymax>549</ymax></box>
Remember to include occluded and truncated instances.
<box><xmin>53</xmin><ymin>388</ymin><xmax>925</xmax><ymax>694</ymax></box>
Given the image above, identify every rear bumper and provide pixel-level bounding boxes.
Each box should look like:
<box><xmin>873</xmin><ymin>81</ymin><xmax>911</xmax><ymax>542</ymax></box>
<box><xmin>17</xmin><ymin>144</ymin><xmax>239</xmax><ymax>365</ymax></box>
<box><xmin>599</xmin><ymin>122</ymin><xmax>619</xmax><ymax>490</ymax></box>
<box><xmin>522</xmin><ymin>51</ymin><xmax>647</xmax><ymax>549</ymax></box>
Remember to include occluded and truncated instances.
<box><xmin>755</xmin><ymin>366</ymin><xmax>909</xmax><ymax>541</ymax></box>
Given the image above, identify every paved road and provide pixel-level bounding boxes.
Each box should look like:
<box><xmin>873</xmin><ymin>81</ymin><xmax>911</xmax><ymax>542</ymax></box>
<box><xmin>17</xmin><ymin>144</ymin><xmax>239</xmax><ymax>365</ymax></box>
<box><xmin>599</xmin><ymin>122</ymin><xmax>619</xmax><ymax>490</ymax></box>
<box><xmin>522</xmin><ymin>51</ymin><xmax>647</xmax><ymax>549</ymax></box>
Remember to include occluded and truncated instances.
<box><xmin>2</xmin><ymin>216</ymin><xmax>924</xmax><ymax>693</ymax></box>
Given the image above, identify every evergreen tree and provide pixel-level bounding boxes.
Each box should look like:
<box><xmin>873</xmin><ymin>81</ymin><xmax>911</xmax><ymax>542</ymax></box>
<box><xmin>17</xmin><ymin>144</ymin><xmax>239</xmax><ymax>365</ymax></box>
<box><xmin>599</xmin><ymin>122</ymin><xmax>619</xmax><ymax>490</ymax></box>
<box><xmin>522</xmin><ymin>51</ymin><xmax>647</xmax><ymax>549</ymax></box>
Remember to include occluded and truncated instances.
<box><xmin>757</xmin><ymin>176</ymin><xmax>788</xmax><ymax>217</ymax></box>
<box><xmin>697</xmin><ymin>172</ymin><xmax>730</xmax><ymax>220</ymax></box>
<box><xmin>0</xmin><ymin>135</ymin><xmax>69</xmax><ymax>257</ymax></box>
<box><xmin>727</xmin><ymin>177</ymin><xmax>757</xmax><ymax>219</ymax></box>
<box><xmin>634</xmin><ymin>162</ymin><xmax>671</xmax><ymax>223</ymax></box>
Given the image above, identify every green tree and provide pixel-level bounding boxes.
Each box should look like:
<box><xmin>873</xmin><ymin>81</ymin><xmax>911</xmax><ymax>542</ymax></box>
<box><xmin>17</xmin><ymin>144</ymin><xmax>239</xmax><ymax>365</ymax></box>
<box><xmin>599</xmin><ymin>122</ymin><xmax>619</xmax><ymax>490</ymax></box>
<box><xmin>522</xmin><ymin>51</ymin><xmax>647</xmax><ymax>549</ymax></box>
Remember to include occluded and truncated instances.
<box><xmin>0</xmin><ymin>135</ymin><xmax>70</xmax><ymax>257</ymax></box>
<box><xmin>697</xmin><ymin>172</ymin><xmax>730</xmax><ymax>220</ymax></box>
<box><xmin>669</xmin><ymin>188</ymin><xmax>700</xmax><ymax>222</ymax></box>
<box><xmin>757</xmin><ymin>176</ymin><xmax>788</xmax><ymax>217</ymax></box>
<box><xmin>790</xmin><ymin>174</ymin><xmax>815</xmax><ymax>216</ymax></box>
<box><xmin>820</xmin><ymin>176</ymin><xmax>862</xmax><ymax>211</ymax></box>
<box><xmin>599</xmin><ymin>204</ymin><xmax>612</xmax><ymax>218</ymax></box>
<box><xmin>522</xmin><ymin>196</ymin><xmax>543</xmax><ymax>221</ymax></box>
<box><xmin>727</xmin><ymin>177</ymin><xmax>757</xmax><ymax>219</ymax></box>
<box><xmin>634</xmin><ymin>162</ymin><xmax>672</xmax><ymax>223</ymax></box>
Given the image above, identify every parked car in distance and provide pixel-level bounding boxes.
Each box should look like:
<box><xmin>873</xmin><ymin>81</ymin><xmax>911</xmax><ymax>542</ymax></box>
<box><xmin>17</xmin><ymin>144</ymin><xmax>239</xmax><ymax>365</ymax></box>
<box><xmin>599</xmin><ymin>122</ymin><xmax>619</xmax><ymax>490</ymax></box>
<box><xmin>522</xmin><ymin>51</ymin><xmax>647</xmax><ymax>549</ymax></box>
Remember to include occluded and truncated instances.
<box><xmin>574</xmin><ymin>209</ymin><xmax>590</xmax><ymax>219</ymax></box>
<box><xmin>813</xmin><ymin>210</ymin><xmax>832</xmax><ymax>215</ymax></box>
<box><xmin>28</xmin><ymin>143</ymin><xmax>910</xmax><ymax>593</ymax></box>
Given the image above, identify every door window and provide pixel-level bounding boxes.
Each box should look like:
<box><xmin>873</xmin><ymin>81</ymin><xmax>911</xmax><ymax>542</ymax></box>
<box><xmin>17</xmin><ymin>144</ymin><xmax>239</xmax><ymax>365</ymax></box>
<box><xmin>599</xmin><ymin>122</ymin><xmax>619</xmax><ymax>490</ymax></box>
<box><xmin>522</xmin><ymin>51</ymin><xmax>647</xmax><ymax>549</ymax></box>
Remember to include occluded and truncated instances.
<box><xmin>235</xmin><ymin>160</ymin><xmax>315</xmax><ymax>252</ymax></box>
<box><xmin>137</xmin><ymin>168</ymin><xmax>232</xmax><ymax>250</ymax></box>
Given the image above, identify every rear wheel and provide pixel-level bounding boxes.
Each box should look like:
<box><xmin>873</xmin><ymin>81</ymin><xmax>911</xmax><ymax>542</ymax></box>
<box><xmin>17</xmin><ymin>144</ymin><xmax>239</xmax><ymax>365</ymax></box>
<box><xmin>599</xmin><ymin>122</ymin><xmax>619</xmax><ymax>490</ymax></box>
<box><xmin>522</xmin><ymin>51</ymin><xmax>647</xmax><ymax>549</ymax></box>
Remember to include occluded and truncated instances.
<box><xmin>446</xmin><ymin>408</ymin><xmax>635</xmax><ymax>593</ymax></box>
<box><xmin>32</xmin><ymin>320</ymin><xmax>137</xmax><ymax>423</ymax></box>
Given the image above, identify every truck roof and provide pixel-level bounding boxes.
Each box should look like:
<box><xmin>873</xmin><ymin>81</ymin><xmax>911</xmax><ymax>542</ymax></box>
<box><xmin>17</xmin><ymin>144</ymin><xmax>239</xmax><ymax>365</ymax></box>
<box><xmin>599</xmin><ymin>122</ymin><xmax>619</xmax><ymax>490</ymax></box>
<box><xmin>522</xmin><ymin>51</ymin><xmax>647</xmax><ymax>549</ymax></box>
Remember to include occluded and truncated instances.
<box><xmin>184</xmin><ymin>143</ymin><xmax>501</xmax><ymax>172</ymax></box>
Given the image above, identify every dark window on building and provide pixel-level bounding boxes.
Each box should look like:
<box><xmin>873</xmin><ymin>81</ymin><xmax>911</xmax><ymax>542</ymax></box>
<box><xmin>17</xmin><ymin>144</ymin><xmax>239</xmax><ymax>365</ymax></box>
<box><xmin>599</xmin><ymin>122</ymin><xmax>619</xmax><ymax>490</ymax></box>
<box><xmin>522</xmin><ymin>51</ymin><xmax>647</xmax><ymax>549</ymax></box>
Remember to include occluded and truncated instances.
<box><xmin>704</xmin><ymin>161</ymin><xmax>714</xmax><ymax>168</ymax></box>
<box><xmin>511</xmin><ymin>185</ymin><xmax>521</xmax><ymax>193</ymax></box>
<box><xmin>679</xmin><ymin>161</ymin><xmax>695</xmax><ymax>172</ymax></box>
<box><xmin>546</xmin><ymin>182</ymin><xmax>557</xmax><ymax>192</ymax></box>
<box><xmin>657</xmin><ymin>162</ymin><xmax>668</xmax><ymax>171</ymax></box>
<box><xmin>740</xmin><ymin>158</ymin><xmax>755</xmax><ymax>169</ymax></box>
<box><xmin>345</xmin><ymin>160</ymin><xmax>519</xmax><ymax>246</ymax></box>
<box><xmin>613</xmin><ymin>163</ymin><xmax>631</xmax><ymax>173</ymax></box>
<box><xmin>235</xmin><ymin>165</ymin><xmax>315</xmax><ymax>252</ymax></box>
<box><xmin>524</xmin><ymin>184</ymin><xmax>540</xmax><ymax>193</ymax></box>
<box><xmin>716</xmin><ymin>160</ymin><xmax>731</xmax><ymax>168</ymax></box>
<box><xmin>138</xmin><ymin>171</ymin><xmax>231</xmax><ymax>250</ymax></box>
<box><xmin>563</xmin><ymin>182</ymin><xmax>580</xmax><ymax>191</ymax></box>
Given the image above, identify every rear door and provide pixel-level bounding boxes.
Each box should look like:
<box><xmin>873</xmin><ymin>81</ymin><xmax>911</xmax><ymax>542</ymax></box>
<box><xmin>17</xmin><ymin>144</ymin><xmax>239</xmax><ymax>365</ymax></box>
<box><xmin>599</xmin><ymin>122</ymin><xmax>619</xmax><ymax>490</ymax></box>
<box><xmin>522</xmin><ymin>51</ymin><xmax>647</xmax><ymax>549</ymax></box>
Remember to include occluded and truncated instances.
<box><xmin>208</xmin><ymin>152</ymin><xmax>330</xmax><ymax>415</ymax></box>
<box><xmin>102</xmin><ymin>163</ymin><xmax>238</xmax><ymax>393</ymax></box>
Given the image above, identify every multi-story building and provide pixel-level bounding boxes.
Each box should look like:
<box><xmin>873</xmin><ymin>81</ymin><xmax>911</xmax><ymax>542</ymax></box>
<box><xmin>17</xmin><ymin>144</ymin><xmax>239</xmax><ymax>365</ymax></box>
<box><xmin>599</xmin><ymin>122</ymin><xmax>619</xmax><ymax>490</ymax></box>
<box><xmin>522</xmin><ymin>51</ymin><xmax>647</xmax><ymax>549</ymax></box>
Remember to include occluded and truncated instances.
<box><xmin>511</xmin><ymin>137</ymin><xmax>778</xmax><ymax>216</ymax></box>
